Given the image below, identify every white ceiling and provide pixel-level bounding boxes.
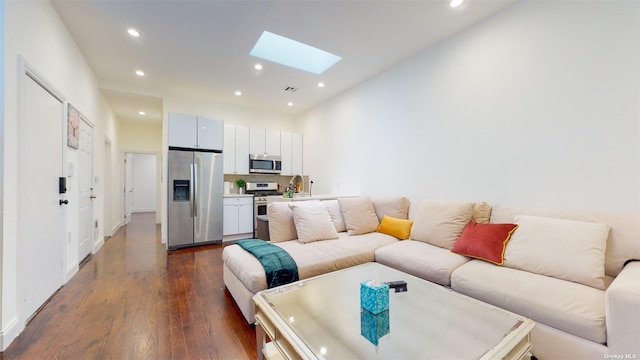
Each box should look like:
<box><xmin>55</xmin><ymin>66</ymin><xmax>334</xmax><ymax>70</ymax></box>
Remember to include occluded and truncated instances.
<box><xmin>51</xmin><ymin>0</ymin><xmax>516</xmax><ymax>124</ymax></box>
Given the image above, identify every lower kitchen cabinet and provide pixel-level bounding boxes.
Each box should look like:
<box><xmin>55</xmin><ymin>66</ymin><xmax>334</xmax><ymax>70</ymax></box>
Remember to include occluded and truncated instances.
<box><xmin>223</xmin><ymin>196</ymin><xmax>254</xmax><ymax>239</ymax></box>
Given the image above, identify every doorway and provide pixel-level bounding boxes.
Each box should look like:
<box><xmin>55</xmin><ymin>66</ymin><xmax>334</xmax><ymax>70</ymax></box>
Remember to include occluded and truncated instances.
<box><xmin>124</xmin><ymin>152</ymin><xmax>158</xmax><ymax>224</ymax></box>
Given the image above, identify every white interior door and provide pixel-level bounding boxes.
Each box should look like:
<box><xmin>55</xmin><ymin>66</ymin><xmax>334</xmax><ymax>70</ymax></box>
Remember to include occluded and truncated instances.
<box><xmin>78</xmin><ymin>118</ymin><xmax>93</xmax><ymax>260</ymax></box>
<box><xmin>124</xmin><ymin>153</ymin><xmax>133</xmax><ymax>225</ymax></box>
<box><xmin>20</xmin><ymin>73</ymin><xmax>64</xmax><ymax>322</ymax></box>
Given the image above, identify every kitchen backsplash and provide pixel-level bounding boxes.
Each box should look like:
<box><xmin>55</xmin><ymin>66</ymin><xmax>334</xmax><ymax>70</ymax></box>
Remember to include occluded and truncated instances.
<box><xmin>224</xmin><ymin>174</ymin><xmax>309</xmax><ymax>195</ymax></box>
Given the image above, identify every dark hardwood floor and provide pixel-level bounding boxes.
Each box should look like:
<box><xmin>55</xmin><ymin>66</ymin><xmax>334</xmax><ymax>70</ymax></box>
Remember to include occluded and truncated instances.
<box><xmin>2</xmin><ymin>212</ymin><xmax>256</xmax><ymax>360</ymax></box>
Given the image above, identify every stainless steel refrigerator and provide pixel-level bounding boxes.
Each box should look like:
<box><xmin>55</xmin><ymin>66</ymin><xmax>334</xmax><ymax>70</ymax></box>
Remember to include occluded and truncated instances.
<box><xmin>168</xmin><ymin>149</ymin><xmax>223</xmax><ymax>249</ymax></box>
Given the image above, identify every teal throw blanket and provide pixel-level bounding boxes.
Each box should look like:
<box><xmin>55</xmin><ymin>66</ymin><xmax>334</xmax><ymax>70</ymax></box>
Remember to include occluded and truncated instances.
<box><xmin>236</xmin><ymin>239</ymin><xmax>299</xmax><ymax>289</ymax></box>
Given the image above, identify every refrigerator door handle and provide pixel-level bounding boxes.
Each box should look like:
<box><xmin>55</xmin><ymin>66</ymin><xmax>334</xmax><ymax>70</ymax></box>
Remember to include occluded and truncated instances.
<box><xmin>190</xmin><ymin>163</ymin><xmax>195</xmax><ymax>218</ymax></box>
<box><xmin>193</xmin><ymin>163</ymin><xmax>198</xmax><ymax>218</ymax></box>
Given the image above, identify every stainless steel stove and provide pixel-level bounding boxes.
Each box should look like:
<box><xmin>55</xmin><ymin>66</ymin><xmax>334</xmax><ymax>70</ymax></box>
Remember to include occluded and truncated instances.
<box><xmin>245</xmin><ymin>182</ymin><xmax>282</xmax><ymax>230</ymax></box>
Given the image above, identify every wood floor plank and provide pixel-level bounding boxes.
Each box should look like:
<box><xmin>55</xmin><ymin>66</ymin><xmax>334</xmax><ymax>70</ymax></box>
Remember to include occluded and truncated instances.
<box><xmin>1</xmin><ymin>212</ymin><xmax>256</xmax><ymax>360</ymax></box>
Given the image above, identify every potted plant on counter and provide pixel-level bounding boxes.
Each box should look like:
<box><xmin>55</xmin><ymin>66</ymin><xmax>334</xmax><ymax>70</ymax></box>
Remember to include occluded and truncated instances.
<box><xmin>236</xmin><ymin>179</ymin><xmax>246</xmax><ymax>194</ymax></box>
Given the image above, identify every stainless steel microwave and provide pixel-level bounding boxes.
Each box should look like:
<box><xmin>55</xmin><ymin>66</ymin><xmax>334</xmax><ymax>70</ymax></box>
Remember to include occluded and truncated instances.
<box><xmin>249</xmin><ymin>154</ymin><xmax>282</xmax><ymax>174</ymax></box>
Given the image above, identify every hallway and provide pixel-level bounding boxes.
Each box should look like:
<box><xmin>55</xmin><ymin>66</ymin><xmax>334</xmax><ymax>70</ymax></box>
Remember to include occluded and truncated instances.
<box><xmin>2</xmin><ymin>212</ymin><xmax>256</xmax><ymax>359</ymax></box>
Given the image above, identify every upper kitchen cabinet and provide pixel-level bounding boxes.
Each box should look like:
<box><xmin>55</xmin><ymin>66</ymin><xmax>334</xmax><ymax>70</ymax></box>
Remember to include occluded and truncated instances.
<box><xmin>224</xmin><ymin>124</ymin><xmax>249</xmax><ymax>174</ymax></box>
<box><xmin>250</xmin><ymin>127</ymin><xmax>281</xmax><ymax>156</ymax></box>
<box><xmin>168</xmin><ymin>112</ymin><xmax>222</xmax><ymax>150</ymax></box>
<box><xmin>280</xmin><ymin>131</ymin><xmax>303</xmax><ymax>175</ymax></box>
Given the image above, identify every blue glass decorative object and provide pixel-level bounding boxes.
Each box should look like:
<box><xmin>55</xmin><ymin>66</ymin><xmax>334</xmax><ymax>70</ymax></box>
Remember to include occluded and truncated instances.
<box><xmin>360</xmin><ymin>281</ymin><xmax>389</xmax><ymax>314</ymax></box>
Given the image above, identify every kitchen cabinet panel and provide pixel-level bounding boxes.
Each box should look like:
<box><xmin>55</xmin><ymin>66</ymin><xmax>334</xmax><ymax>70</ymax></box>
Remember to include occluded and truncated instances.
<box><xmin>291</xmin><ymin>133</ymin><xmax>303</xmax><ymax>175</ymax></box>
<box><xmin>168</xmin><ymin>112</ymin><xmax>222</xmax><ymax>150</ymax></box>
<box><xmin>168</xmin><ymin>113</ymin><xmax>197</xmax><ymax>148</ymax></box>
<box><xmin>223</xmin><ymin>124</ymin><xmax>250</xmax><ymax>174</ymax></box>
<box><xmin>280</xmin><ymin>131</ymin><xmax>292</xmax><ymax>175</ymax></box>
<box><xmin>197</xmin><ymin>116</ymin><xmax>223</xmax><ymax>150</ymax></box>
<box><xmin>265</xmin><ymin>130</ymin><xmax>281</xmax><ymax>156</ymax></box>
<box><xmin>223</xmin><ymin>197</ymin><xmax>254</xmax><ymax>236</ymax></box>
<box><xmin>223</xmin><ymin>124</ymin><xmax>236</xmax><ymax>174</ymax></box>
<box><xmin>235</xmin><ymin>126</ymin><xmax>250</xmax><ymax>174</ymax></box>
<box><xmin>250</xmin><ymin>127</ymin><xmax>266</xmax><ymax>155</ymax></box>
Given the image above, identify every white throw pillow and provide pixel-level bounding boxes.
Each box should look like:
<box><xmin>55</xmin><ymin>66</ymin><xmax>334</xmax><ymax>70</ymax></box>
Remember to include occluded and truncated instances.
<box><xmin>289</xmin><ymin>202</ymin><xmax>339</xmax><ymax>243</ymax></box>
<box><xmin>324</xmin><ymin>200</ymin><xmax>346</xmax><ymax>232</ymax></box>
<box><xmin>372</xmin><ymin>197</ymin><xmax>410</xmax><ymax>221</ymax></box>
<box><xmin>267</xmin><ymin>202</ymin><xmax>297</xmax><ymax>243</ymax></box>
<box><xmin>338</xmin><ymin>197</ymin><xmax>380</xmax><ymax>235</ymax></box>
<box><xmin>503</xmin><ymin>215</ymin><xmax>610</xmax><ymax>290</ymax></box>
<box><xmin>410</xmin><ymin>199</ymin><xmax>474</xmax><ymax>249</ymax></box>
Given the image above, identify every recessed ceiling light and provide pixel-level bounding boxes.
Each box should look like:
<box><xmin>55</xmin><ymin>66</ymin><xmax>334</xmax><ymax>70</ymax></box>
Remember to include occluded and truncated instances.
<box><xmin>250</xmin><ymin>31</ymin><xmax>342</xmax><ymax>74</ymax></box>
<box><xmin>135</xmin><ymin>70</ymin><xmax>145</xmax><ymax>77</ymax></box>
<box><xmin>254</xmin><ymin>64</ymin><xmax>263</xmax><ymax>70</ymax></box>
<box><xmin>450</xmin><ymin>0</ymin><xmax>464</xmax><ymax>8</ymax></box>
<box><xmin>127</xmin><ymin>28</ymin><xmax>140</xmax><ymax>37</ymax></box>
<box><xmin>287</xmin><ymin>102</ymin><xmax>293</xmax><ymax>107</ymax></box>
<box><xmin>318</xmin><ymin>82</ymin><xmax>325</xmax><ymax>88</ymax></box>
<box><xmin>235</xmin><ymin>91</ymin><xmax>242</xmax><ymax>96</ymax></box>
<box><xmin>139</xmin><ymin>111</ymin><xmax>146</xmax><ymax>115</ymax></box>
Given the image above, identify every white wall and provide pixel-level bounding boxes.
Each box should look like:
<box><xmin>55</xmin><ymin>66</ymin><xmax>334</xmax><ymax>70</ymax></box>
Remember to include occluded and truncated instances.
<box><xmin>131</xmin><ymin>153</ymin><xmax>157</xmax><ymax>213</ymax></box>
<box><xmin>299</xmin><ymin>1</ymin><xmax>640</xmax><ymax>214</ymax></box>
<box><xmin>3</xmin><ymin>0</ymin><xmax>123</xmax><ymax>349</ymax></box>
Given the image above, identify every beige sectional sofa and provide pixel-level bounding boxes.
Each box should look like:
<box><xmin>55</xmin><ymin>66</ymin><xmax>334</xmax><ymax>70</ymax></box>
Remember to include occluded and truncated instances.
<box><xmin>222</xmin><ymin>197</ymin><xmax>640</xmax><ymax>359</ymax></box>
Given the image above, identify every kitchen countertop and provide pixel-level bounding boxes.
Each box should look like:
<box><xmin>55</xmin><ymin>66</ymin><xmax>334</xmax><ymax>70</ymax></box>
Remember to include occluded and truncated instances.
<box><xmin>266</xmin><ymin>194</ymin><xmax>356</xmax><ymax>202</ymax></box>
<box><xmin>223</xmin><ymin>194</ymin><xmax>254</xmax><ymax>198</ymax></box>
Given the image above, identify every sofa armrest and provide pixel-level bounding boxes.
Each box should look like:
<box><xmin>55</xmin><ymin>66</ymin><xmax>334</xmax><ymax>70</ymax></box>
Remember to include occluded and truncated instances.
<box><xmin>605</xmin><ymin>261</ymin><xmax>640</xmax><ymax>355</ymax></box>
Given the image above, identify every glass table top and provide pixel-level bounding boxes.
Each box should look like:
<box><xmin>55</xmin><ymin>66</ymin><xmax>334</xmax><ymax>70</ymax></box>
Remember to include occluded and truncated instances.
<box><xmin>258</xmin><ymin>262</ymin><xmax>527</xmax><ymax>359</ymax></box>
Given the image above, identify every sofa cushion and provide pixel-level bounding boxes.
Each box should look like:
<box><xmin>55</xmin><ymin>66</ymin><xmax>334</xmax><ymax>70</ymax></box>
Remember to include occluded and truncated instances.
<box><xmin>372</xmin><ymin>197</ymin><xmax>410</xmax><ymax>221</ymax></box>
<box><xmin>471</xmin><ymin>202</ymin><xmax>492</xmax><ymax>224</ymax></box>
<box><xmin>338</xmin><ymin>197</ymin><xmax>380</xmax><ymax>235</ymax></box>
<box><xmin>222</xmin><ymin>232</ymin><xmax>398</xmax><ymax>294</ymax></box>
<box><xmin>504</xmin><ymin>215</ymin><xmax>610</xmax><ymax>290</ymax></box>
<box><xmin>410</xmin><ymin>200</ymin><xmax>475</xmax><ymax>250</ymax></box>
<box><xmin>267</xmin><ymin>202</ymin><xmax>298</xmax><ymax>243</ymax></box>
<box><xmin>451</xmin><ymin>260</ymin><xmax>606</xmax><ymax>344</ymax></box>
<box><xmin>375</xmin><ymin>240</ymin><xmax>469</xmax><ymax>286</ymax></box>
<box><xmin>451</xmin><ymin>222</ymin><xmax>518</xmax><ymax>265</ymax></box>
<box><xmin>324</xmin><ymin>200</ymin><xmax>346</xmax><ymax>232</ymax></box>
<box><xmin>376</xmin><ymin>215</ymin><xmax>413</xmax><ymax>240</ymax></box>
<box><xmin>290</xmin><ymin>202</ymin><xmax>339</xmax><ymax>243</ymax></box>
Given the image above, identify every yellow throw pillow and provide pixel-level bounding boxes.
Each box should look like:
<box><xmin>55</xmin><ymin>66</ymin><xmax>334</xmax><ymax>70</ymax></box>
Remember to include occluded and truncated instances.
<box><xmin>376</xmin><ymin>215</ymin><xmax>414</xmax><ymax>240</ymax></box>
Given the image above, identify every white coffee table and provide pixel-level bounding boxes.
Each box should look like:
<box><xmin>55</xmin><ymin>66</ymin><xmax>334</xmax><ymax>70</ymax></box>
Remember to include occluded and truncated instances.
<box><xmin>254</xmin><ymin>262</ymin><xmax>534</xmax><ymax>359</ymax></box>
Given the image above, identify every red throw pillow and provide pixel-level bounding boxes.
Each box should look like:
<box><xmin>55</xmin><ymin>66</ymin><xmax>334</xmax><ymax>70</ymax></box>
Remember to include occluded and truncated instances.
<box><xmin>451</xmin><ymin>222</ymin><xmax>518</xmax><ymax>265</ymax></box>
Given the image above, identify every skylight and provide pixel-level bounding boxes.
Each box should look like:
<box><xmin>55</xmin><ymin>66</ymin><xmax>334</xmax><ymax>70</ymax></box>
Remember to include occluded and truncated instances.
<box><xmin>250</xmin><ymin>31</ymin><xmax>342</xmax><ymax>75</ymax></box>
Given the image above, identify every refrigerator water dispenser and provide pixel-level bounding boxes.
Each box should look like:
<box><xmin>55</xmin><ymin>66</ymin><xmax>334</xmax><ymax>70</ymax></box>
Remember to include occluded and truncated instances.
<box><xmin>173</xmin><ymin>180</ymin><xmax>190</xmax><ymax>201</ymax></box>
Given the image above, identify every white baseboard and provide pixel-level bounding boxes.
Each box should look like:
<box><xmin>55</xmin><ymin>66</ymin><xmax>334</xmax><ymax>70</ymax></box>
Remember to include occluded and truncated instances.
<box><xmin>1</xmin><ymin>316</ymin><xmax>21</xmax><ymax>351</ymax></box>
<box><xmin>223</xmin><ymin>233</ymin><xmax>254</xmax><ymax>242</ymax></box>
<box><xmin>93</xmin><ymin>237</ymin><xmax>105</xmax><ymax>253</ymax></box>
<box><xmin>65</xmin><ymin>262</ymin><xmax>79</xmax><ymax>283</ymax></box>
<box><xmin>133</xmin><ymin>208</ymin><xmax>156</xmax><ymax>213</ymax></box>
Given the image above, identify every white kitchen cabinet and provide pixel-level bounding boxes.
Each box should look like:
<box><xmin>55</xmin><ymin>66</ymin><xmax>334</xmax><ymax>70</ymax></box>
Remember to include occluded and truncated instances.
<box><xmin>223</xmin><ymin>197</ymin><xmax>254</xmax><ymax>236</ymax></box>
<box><xmin>223</xmin><ymin>124</ymin><xmax>250</xmax><ymax>174</ymax></box>
<box><xmin>280</xmin><ymin>132</ymin><xmax>303</xmax><ymax>175</ymax></box>
<box><xmin>223</xmin><ymin>124</ymin><xmax>236</xmax><ymax>174</ymax></box>
<box><xmin>249</xmin><ymin>127</ymin><xmax>266</xmax><ymax>155</ymax></box>
<box><xmin>168</xmin><ymin>112</ymin><xmax>197</xmax><ymax>148</ymax></box>
<box><xmin>265</xmin><ymin>130</ymin><xmax>281</xmax><ymax>156</ymax></box>
<box><xmin>168</xmin><ymin>112</ymin><xmax>222</xmax><ymax>150</ymax></box>
<box><xmin>250</xmin><ymin>127</ymin><xmax>281</xmax><ymax>156</ymax></box>
<box><xmin>291</xmin><ymin>133</ymin><xmax>303</xmax><ymax>175</ymax></box>
<box><xmin>280</xmin><ymin>131</ymin><xmax>292</xmax><ymax>175</ymax></box>
<box><xmin>197</xmin><ymin>116</ymin><xmax>223</xmax><ymax>150</ymax></box>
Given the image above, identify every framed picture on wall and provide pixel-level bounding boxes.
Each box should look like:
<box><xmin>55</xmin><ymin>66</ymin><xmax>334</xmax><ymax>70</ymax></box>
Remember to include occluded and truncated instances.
<box><xmin>67</xmin><ymin>104</ymin><xmax>79</xmax><ymax>149</ymax></box>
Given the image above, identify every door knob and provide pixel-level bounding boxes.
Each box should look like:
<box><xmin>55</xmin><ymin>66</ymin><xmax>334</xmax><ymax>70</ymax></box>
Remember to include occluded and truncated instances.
<box><xmin>90</xmin><ymin>195</ymin><xmax>97</xmax><ymax>199</ymax></box>
<box><xmin>59</xmin><ymin>199</ymin><xmax>69</xmax><ymax>206</ymax></box>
